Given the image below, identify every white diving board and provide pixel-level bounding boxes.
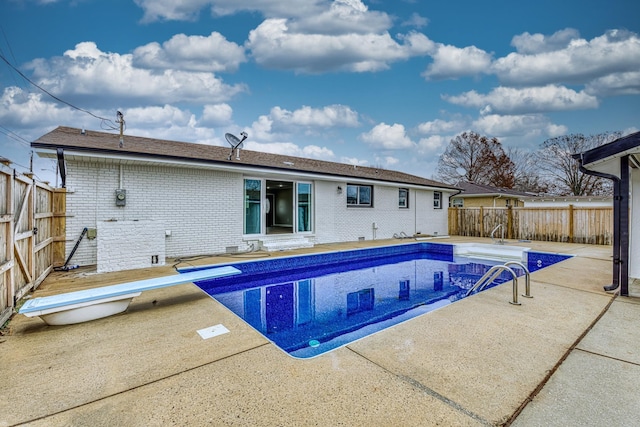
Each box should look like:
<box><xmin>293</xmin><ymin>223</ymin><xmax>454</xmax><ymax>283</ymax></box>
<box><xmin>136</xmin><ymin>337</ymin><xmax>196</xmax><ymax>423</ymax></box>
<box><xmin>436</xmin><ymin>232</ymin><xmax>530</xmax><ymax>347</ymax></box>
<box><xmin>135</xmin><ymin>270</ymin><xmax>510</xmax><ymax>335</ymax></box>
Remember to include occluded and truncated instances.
<box><xmin>19</xmin><ymin>266</ymin><xmax>241</xmax><ymax>326</ymax></box>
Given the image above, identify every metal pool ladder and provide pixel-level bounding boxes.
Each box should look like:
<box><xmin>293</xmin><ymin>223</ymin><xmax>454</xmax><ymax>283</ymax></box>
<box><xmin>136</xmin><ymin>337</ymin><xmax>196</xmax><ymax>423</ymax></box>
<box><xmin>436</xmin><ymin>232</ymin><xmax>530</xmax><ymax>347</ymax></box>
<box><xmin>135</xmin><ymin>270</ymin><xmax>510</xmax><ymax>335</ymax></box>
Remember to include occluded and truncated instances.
<box><xmin>491</xmin><ymin>224</ymin><xmax>505</xmax><ymax>244</ymax></box>
<box><xmin>465</xmin><ymin>261</ymin><xmax>532</xmax><ymax>305</ymax></box>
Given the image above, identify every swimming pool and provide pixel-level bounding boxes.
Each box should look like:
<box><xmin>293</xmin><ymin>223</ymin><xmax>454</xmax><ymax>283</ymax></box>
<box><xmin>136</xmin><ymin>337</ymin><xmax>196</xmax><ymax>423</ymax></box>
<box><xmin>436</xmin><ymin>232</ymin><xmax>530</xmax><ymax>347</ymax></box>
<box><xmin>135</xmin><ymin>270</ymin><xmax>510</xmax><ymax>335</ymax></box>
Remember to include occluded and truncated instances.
<box><xmin>183</xmin><ymin>243</ymin><xmax>571</xmax><ymax>358</ymax></box>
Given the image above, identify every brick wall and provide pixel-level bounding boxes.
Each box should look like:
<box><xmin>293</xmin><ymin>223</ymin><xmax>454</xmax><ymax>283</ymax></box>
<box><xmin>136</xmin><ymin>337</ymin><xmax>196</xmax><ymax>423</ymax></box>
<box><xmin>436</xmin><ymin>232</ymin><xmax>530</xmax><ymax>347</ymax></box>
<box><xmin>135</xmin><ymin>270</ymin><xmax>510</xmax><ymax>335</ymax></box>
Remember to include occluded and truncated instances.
<box><xmin>65</xmin><ymin>160</ymin><xmax>451</xmax><ymax>267</ymax></box>
<box><xmin>66</xmin><ymin>162</ymin><xmax>245</xmax><ymax>266</ymax></box>
<box><xmin>314</xmin><ymin>181</ymin><xmax>449</xmax><ymax>243</ymax></box>
<box><xmin>97</xmin><ymin>220</ymin><xmax>165</xmax><ymax>273</ymax></box>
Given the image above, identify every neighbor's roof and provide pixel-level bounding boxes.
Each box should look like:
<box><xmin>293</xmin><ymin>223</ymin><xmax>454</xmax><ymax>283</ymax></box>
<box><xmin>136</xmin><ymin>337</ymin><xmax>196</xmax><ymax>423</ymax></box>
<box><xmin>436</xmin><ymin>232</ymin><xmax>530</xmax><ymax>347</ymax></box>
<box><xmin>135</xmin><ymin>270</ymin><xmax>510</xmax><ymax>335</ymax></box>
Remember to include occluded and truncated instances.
<box><xmin>32</xmin><ymin>126</ymin><xmax>458</xmax><ymax>190</ymax></box>
<box><xmin>454</xmin><ymin>181</ymin><xmax>531</xmax><ymax>198</ymax></box>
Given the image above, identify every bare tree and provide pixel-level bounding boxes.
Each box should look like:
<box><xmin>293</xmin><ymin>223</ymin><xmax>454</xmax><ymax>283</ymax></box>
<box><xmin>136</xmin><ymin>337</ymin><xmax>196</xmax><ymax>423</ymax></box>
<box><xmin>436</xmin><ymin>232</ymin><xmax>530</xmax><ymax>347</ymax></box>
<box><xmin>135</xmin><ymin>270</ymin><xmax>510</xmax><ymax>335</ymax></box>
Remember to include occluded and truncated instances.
<box><xmin>536</xmin><ymin>132</ymin><xmax>621</xmax><ymax>196</ymax></box>
<box><xmin>436</xmin><ymin>131</ymin><xmax>515</xmax><ymax>187</ymax></box>
<box><xmin>507</xmin><ymin>147</ymin><xmax>548</xmax><ymax>194</ymax></box>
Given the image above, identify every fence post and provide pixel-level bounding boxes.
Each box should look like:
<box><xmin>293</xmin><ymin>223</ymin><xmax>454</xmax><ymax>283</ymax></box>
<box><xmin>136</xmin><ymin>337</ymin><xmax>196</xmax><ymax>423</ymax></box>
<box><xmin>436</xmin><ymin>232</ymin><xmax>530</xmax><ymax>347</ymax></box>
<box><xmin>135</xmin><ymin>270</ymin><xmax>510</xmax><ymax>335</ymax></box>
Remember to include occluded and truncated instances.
<box><xmin>479</xmin><ymin>206</ymin><xmax>484</xmax><ymax>237</ymax></box>
<box><xmin>507</xmin><ymin>206</ymin><xmax>513</xmax><ymax>239</ymax></box>
<box><xmin>568</xmin><ymin>204</ymin><xmax>574</xmax><ymax>243</ymax></box>
<box><xmin>53</xmin><ymin>189</ymin><xmax>67</xmax><ymax>266</ymax></box>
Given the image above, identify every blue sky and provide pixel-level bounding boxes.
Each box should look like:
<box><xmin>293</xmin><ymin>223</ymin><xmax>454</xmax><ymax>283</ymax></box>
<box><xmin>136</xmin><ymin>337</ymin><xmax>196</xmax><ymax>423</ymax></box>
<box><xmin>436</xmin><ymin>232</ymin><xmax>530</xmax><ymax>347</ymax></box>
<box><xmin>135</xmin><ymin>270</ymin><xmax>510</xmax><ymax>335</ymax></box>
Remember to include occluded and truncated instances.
<box><xmin>1</xmin><ymin>0</ymin><xmax>639</xmax><ymax>184</ymax></box>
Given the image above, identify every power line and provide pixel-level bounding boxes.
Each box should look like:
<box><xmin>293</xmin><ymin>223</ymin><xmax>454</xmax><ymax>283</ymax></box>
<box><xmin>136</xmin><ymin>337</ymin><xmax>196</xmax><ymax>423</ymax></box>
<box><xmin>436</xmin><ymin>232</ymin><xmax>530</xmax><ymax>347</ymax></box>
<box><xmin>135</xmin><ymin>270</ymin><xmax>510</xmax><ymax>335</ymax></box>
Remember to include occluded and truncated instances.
<box><xmin>0</xmin><ymin>52</ymin><xmax>119</xmax><ymax>129</ymax></box>
<box><xmin>0</xmin><ymin>125</ymin><xmax>30</xmax><ymax>147</ymax></box>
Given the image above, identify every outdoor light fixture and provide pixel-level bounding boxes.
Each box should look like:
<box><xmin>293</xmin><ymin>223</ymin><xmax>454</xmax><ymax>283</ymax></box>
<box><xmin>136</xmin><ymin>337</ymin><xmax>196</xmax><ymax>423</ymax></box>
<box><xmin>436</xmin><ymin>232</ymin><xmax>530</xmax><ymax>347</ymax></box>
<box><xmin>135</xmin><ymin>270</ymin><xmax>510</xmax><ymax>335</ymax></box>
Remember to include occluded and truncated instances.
<box><xmin>337</xmin><ymin>186</ymin><xmax>343</xmax><ymax>194</ymax></box>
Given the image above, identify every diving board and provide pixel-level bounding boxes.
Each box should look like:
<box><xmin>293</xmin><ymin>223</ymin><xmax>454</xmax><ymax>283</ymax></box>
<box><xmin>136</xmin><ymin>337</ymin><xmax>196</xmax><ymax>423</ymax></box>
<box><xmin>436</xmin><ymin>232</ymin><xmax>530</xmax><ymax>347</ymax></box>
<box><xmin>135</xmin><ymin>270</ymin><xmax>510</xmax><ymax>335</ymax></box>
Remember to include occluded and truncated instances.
<box><xmin>19</xmin><ymin>266</ymin><xmax>241</xmax><ymax>326</ymax></box>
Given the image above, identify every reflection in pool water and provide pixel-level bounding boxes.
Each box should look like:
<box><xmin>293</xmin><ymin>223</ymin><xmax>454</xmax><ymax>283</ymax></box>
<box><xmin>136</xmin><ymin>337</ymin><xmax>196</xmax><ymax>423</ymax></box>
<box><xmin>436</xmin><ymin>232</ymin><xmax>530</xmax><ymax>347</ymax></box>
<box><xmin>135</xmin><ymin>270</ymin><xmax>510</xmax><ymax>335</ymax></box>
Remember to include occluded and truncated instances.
<box><xmin>189</xmin><ymin>243</ymin><xmax>570</xmax><ymax>358</ymax></box>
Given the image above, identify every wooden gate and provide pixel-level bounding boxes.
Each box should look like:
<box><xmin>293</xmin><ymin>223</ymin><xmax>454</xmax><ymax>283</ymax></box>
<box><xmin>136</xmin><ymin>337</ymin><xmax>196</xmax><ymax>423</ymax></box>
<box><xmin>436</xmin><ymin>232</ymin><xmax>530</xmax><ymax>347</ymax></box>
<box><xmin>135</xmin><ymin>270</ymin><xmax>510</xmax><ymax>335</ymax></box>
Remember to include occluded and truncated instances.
<box><xmin>0</xmin><ymin>162</ymin><xmax>62</xmax><ymax>326</ymax></box>
<box><xmin>1</xmin><ymin>163</ymin><xmax>14</xmax><ymax>325</ymax></box>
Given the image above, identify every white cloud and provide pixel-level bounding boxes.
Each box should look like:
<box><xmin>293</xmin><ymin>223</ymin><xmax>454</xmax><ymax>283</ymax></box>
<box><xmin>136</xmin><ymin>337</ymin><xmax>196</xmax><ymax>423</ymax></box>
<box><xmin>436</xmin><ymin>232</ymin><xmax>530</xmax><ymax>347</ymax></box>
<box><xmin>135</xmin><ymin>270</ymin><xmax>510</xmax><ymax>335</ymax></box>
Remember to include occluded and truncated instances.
<box><xmin>289</xmin><ymin>0</ymin><xmax>392</xmax><ymax>35</ymax></box>
<box><xmin>243</xmin><ymin>140</ymin><xmax>336</xmax><ymax>160</ymax></box>
<box><xmin>444</xmin><ymin>85</ymin><xmax>598</xmax><ymax>114</ymax></box>
<box><xmin>417</xmin><ymin>118</ymin><xmax>465</xmax><ymax>135</ymax></box>
<box><xmin>134</xmin><ymin>0</ymin><xmax>327</xmax><ymax>22</ymax></box>
<box><xmin>247</xmin><ymin>19</ymin><xmax>432</xmax><ymax>73</ymax></box>
<box><xmin>417</xmin><ymin>135</ymin><xmax>448</xmax><ymax>153</ymax></box>
<box><xmin>123</xmin><ymin>104</ymin><xmax>195</xmax><ymax>125</ymax></box>
<box><xmin>492</xmin><ymin>29</ymin><xmax>640</xmax><ymax>86</ymax></box>
<box><xmin>511</xmin><ymin>28</ymin><xmax>581</xmax><ymax>54</ymax></box>
<box><xmin>269</xmin><ymin>105</ymin><xmax>359</xmax><ymax>128</ymax></box>
<box><xmin>201</xmin><ymin>104</ymin><xmax>234</xmax><ymax>126</ymax></box>
<box><xmin>340</xmin><ymin>156</ymin><xmax>369</xmax><ymax>166</ymax></box>
<box><xmin>0</xmin><ymin>87</ymin><xmax>77</xmax><ymax>127</ymax></box>
<box><xmin>402</xmin><ymin>13</ymin><xmax>429</xmax><ymax>29</ymax></box>
<box><xmin>360</xmin><ymin>123</ymin><xmax>415</xmax><ymax>149</ymax></box>
<box><xmin>132</xmin><ymin>32</ymin><xmax>246</xmax><ymax>72</ymax></box>
<box><xmin>382</xmin><ymin>156</ymin><xmax>399</xmax><ymax>166</ymax></box>
<box><xmin>27</xmin><ymin>42</ymin><xmax>247</xmax><ymax>105</ymax></box>
<box><xmin>585</xmin><ymin>71</ymin><xmax>640</xmax><ymax>97</ymax></box>
<box><xmin>125</xmin><ymin>122</ymin><xmax>219</xmax><ymax>146</ymax></box>
<box><xmin>422</xmin><ymin>43</ymin><xmax>492</xmax><ymax>80</ymax></box>
<box><xmin>246</xmin><ymin>115</ymin><xmax>276</xmax><ymax>141</ymax></box>
<box><xmin>472</xmin><ymin>114</ymin><xmax>568</xmax><ymax>139</ymax></box>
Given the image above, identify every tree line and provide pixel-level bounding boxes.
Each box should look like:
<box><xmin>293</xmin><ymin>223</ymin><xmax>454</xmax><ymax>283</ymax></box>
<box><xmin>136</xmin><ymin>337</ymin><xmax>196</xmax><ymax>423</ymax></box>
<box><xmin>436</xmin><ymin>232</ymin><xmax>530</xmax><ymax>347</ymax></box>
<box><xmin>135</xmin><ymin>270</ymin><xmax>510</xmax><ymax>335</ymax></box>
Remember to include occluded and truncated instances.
<box><xmin>435</xmin><ymin>131</ymin><xmax>622</xmax><ymax>196</ymax></box>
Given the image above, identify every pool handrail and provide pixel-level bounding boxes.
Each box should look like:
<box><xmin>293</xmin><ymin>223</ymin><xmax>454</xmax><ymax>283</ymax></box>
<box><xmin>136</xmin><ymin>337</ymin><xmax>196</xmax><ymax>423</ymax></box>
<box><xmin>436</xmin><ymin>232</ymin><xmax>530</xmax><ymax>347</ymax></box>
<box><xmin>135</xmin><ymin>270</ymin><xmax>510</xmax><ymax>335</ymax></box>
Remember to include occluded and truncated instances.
<box><xmin>465</xmin><ymin>264</ymin><xmax>521</xmax><ymax>305</ymax></box>
<box><xmin>503</xmin><ymin>260</ymin><xmax>532</xmax><ymax>299</ymax></box>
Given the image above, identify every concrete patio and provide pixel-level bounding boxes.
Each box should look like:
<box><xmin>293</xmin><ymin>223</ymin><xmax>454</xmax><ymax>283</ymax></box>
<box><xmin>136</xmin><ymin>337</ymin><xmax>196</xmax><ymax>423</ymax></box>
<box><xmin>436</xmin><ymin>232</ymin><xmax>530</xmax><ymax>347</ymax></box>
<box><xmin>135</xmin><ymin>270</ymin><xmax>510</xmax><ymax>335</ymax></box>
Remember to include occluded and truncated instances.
<box><xmin>1</xmin><ymin>237</ymin><xmax>638</xmax><ymax>426</ymax></box>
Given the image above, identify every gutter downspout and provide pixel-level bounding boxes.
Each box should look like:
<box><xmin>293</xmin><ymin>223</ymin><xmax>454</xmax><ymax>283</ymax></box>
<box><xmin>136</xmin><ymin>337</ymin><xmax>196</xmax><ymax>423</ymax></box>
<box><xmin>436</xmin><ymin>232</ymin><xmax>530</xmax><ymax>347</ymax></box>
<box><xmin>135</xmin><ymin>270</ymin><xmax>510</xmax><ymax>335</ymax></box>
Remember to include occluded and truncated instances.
<box><xmin>56</xmin><ymin>148</ymin><xmax>66</xmax><ymax>188</ymax></box>
<box><xmin>449</xmin><ymin>189</ymin><xmax>463</xmax><ymax>206</ymax></box>
<box><xmin>577</xmin><ymin>154</ymin><xmax>624</xmax><ymax>294</ymax></box>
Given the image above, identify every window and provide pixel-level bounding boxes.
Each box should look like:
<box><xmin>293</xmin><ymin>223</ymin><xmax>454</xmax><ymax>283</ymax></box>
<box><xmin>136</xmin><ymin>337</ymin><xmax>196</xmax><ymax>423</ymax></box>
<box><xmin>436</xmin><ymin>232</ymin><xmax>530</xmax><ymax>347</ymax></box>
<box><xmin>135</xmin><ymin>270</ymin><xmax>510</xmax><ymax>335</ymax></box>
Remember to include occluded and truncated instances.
<box><xmin>433</xmin><ymin>191</ymin><xmax>442</xmax><ymax>209</ymax></box>
<box><xmin>297</xmin><ymin>183</ymin><xmax>312</xmax><ymax>232</ymax></box>
<box><xmin>347</xmin><ymin>184</ymin><xmax>373</xmax><ymax>207</ymax></box>
<box><xmin>244</xmin><ymin>179</ymin><xmax>262</xmax><ymax>234</ymax></box>
<box><xmin>451</xmin><ymin>198</ymin><xmax>463</xmax><ymax>207</ymax></box>
<box><xmin>398</xmin><ymin>188</ymin><xmax>409</xmax><ymax>208</ymax></box>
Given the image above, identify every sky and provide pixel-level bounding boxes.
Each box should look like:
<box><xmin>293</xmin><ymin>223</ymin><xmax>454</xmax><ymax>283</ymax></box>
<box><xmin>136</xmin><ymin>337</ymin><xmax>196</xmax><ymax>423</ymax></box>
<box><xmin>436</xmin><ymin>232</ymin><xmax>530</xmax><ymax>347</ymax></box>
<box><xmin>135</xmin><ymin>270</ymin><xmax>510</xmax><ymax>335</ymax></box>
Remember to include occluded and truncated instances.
<box><xmin>1</xmin><ymin>0</ymin><xmax>639</xmax><ymax>185</ymax></box>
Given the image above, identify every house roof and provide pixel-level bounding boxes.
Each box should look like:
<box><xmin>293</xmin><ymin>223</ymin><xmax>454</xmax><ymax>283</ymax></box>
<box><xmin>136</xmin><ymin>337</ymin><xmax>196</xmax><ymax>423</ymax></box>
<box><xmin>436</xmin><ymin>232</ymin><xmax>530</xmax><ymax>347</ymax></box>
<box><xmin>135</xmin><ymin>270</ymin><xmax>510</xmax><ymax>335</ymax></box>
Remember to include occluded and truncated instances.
<box><xmin>32</xmin><ymin>126</ymin><xmax>458</xmax><ymax>191</ymax></box>
<box><xmin>575</xmin><ymin>131</ymin><xmax>640</xmax><ymax>178</ymax></box>
<box><xmin>454</xmin><ymin>181</ymin><xmax>531</xmax><ymax>198</ymax></box>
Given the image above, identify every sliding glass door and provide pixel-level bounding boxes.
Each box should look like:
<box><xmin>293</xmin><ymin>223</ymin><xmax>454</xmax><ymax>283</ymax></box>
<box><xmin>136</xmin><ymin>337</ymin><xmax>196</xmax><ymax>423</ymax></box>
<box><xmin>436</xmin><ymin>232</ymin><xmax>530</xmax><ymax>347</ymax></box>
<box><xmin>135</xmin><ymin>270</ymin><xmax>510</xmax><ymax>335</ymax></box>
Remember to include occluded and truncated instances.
<box><xmin>244</xmin><ymin>178</ymin><xmax>313</xmax><ymax>235</ymax></box>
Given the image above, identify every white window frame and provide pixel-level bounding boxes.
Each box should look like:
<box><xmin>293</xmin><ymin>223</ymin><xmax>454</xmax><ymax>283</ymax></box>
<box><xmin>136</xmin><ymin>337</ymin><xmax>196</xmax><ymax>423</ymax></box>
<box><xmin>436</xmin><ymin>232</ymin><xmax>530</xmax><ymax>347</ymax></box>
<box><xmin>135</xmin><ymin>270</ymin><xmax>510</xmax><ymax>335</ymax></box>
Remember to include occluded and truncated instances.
<box><xmin>433</xmin><ymin>191</ymin><xmax>442</xmax><ymax>209</ymax></box>
<box><xmin>347</xmin><ymin>184</ymin><xmax>373</xmax><ymax>207</ymax></box>
<box><xmin>398</xmin><ymin>188</ymin><xmax>409</xmax><ymax>209</ymax></box>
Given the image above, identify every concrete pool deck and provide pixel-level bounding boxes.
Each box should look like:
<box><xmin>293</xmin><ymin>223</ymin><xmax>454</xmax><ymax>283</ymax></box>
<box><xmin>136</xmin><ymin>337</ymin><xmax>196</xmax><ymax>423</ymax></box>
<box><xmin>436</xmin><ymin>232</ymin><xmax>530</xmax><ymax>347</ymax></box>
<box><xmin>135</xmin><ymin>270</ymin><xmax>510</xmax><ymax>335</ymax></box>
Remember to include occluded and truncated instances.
<box><xmin>1</xmin><ymin>237</ymin><xmax>639</xmax><ymax>426</ymax></box>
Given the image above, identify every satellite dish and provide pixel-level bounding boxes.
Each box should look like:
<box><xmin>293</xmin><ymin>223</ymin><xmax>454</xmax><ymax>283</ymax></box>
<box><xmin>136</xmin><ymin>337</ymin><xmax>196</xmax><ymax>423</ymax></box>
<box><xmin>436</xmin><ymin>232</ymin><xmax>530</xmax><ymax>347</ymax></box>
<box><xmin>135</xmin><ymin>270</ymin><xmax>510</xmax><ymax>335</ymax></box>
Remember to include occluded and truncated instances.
<box><xmin>225</xmin><ymin>132</ymin><xmax>248</xmax><ymax>160</ymax></box>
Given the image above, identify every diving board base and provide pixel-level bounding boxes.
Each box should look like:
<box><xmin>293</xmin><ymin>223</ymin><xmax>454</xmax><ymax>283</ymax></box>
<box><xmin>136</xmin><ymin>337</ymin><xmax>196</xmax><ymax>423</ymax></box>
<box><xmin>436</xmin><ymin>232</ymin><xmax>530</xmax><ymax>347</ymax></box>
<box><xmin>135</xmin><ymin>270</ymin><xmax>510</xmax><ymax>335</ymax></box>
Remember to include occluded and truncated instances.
<box><xmin>23</xmin><ymin>292</ymin><xmax>141</xmax><ymax>326</ymax></box>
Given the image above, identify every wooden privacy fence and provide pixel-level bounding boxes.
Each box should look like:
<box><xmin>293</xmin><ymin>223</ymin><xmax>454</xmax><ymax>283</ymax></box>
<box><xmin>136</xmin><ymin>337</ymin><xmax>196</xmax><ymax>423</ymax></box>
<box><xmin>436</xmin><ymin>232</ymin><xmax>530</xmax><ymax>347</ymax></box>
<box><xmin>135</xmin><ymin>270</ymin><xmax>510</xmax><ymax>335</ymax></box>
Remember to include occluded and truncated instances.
<box><xmin>1</xmin><ymin>162</ymin><xmax>66</xmax><ymax>326</ymax></box>
<box><xmin>448</xmin><ymin>206</ymin><xmax>613</xmax><ymax>245</ymax></box>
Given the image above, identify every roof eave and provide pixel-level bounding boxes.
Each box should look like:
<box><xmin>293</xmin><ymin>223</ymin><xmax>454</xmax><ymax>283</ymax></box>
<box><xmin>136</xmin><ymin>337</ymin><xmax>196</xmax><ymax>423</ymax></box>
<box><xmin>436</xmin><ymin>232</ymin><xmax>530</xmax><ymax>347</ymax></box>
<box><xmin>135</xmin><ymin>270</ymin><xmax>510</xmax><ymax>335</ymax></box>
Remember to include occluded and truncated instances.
<box><xmin>34</xmin><ymin>145</ymin><xmax>458</xmax><ymax>192</ymax></box>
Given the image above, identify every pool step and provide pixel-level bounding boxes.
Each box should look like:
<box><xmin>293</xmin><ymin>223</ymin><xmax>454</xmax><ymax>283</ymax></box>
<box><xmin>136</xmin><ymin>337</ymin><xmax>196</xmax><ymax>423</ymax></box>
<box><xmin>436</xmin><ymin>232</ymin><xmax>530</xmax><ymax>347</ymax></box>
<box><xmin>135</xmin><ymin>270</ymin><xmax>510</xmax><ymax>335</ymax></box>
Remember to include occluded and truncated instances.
<box><xmin>259</xmin><ymin>237</ymin><xmax>314</xmax><ymax>252</ymax></box>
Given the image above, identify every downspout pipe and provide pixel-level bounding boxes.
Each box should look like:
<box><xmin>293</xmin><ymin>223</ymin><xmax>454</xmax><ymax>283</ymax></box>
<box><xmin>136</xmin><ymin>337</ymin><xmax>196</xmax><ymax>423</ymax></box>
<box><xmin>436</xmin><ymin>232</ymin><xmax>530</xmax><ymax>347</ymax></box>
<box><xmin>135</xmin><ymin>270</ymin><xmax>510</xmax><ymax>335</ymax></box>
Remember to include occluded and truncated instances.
<box><xmin>56</xmin><ymin>148</ymin><xmax>66</xmax><ymax>188</ymax></box>
<box><xmin>619</xmin><ymin>155</ymin><xmax>630</xmax><ymax>296</ymax></box>
<box><xmin>576</xmin><ymin>154</ymin><xmax>621</xmax><ymax>293</ymax></box>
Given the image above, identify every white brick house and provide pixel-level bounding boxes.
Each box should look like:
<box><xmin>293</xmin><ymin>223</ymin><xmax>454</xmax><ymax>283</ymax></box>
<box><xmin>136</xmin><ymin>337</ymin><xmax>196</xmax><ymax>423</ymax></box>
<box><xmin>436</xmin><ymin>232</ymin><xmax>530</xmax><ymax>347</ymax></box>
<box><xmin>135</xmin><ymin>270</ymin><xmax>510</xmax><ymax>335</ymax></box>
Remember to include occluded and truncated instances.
<box><xmin>33</xmin><ymin>127</ymin><xmax>459</xmax><ymax>272</ymax></box>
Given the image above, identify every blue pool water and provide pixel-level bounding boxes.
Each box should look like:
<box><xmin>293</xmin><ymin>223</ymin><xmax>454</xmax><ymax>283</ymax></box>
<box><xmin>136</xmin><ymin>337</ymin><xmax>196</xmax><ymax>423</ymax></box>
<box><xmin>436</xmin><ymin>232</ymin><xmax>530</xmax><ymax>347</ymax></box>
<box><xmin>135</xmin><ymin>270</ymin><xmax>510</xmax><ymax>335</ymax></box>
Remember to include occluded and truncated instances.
<box><xmin>183</xmin><ymin>243</ymin><xmax>571</xmax><ymax>358</ymax></box>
